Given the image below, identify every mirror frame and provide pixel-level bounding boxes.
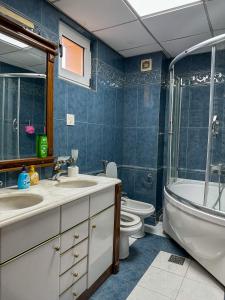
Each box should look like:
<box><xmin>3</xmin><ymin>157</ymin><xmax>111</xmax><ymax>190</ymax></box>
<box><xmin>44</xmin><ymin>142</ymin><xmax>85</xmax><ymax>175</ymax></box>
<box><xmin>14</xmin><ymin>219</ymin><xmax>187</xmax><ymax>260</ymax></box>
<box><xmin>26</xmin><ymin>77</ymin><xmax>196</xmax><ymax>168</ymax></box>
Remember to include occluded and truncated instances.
<box><xmin>0</xmin><ymin>15</ymin><xmax>58</xmax><ymax>172</ymax></box>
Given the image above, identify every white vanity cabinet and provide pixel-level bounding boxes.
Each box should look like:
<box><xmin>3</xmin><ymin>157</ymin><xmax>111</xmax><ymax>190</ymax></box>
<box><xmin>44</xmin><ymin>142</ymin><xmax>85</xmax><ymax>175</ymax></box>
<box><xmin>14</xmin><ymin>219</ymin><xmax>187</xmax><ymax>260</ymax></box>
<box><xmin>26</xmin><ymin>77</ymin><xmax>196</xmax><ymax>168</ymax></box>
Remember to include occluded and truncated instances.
<box><xmin>88</xmin><ymin>205</ymin><xmax>115</xmax><ymax>287</ymax></box>
<box><xmin>0</xmin><ymin>236</ymin><xmax>60</xmax><ymax>300</ymax></box>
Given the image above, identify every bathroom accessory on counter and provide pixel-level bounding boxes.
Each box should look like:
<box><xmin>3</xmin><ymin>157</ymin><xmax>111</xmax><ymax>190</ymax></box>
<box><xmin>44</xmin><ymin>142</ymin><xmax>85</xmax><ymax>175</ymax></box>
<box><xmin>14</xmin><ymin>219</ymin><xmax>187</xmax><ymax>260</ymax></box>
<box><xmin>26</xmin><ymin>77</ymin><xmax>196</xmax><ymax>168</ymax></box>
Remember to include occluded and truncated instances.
<box><xmin>68</xmin><ymin>166</ymin><xmax>79</xmax><ymax>177</ymax></box>
<box><xmin>29</xmin><ymin>165</ymin><xmax>39</xmax><ymax>185</ymax></box>
<box><xmin>18</xmin><ymin>166</ymin><xmax>30</xmax><ymax>189</ymax></box>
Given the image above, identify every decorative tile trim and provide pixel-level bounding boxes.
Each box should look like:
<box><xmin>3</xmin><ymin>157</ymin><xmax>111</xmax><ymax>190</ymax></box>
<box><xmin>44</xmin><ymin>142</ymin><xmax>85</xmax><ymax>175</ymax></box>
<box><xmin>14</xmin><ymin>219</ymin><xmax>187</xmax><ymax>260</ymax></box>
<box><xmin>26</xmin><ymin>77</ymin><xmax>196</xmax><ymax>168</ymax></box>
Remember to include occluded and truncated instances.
<box><xmin>93</xmin><ymin>58</ymin><xmax>125</xmax><ymax>88</ymax></box>
<box><xmin>180</xmin><ymin>72</ymin><xmax>225</xmax><ymax>86</ymax></box>
<box><xmin>124</xmin><ymin>69</ymin><xmax>162</xmax><ymax>87</ymax></box>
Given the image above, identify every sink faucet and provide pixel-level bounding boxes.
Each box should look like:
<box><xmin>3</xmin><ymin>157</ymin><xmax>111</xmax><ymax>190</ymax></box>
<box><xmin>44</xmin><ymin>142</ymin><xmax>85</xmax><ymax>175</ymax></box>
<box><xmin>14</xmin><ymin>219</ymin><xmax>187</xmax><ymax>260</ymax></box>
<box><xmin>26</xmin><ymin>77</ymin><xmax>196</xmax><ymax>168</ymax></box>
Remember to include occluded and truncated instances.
<box><xmin>51</xmin><ymin>159</ymin><xmax>67</xmax><ymax>181</ymax></box>
<box><xmin>101</xmin><ymin>160</ymin><xmax>108</xmax><ymax>173</ymax></box>
<box><xmin>0</xmin><ymin>181</ymin><xmax>3</xmax><ymax>188</ymax></box>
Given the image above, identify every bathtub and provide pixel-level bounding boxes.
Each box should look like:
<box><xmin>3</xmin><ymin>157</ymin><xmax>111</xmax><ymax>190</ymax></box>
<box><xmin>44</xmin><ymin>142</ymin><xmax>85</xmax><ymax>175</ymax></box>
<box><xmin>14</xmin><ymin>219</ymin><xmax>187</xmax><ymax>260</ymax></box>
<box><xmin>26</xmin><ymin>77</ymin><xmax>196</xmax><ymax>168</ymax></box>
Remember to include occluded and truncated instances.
<box><xmin>163</xmin><ymin>179</ymin><xmax>225</xmax><ymax>286</ymax></box>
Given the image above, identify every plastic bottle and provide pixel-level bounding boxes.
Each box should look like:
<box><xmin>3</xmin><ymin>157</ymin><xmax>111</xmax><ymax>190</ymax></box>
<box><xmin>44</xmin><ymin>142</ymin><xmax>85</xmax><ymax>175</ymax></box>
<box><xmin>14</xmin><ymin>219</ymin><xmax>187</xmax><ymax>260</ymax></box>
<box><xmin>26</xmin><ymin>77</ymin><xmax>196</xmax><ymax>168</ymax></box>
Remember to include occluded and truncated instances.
<box><xmin>18</xmin><ymin>166</ymin><xmax>30</xmax><ymax>189</ymax></box>
<box><xmin>29</xmin><ymin>165</ymin><xmax>39</xmax><ymax>185</ymax></box>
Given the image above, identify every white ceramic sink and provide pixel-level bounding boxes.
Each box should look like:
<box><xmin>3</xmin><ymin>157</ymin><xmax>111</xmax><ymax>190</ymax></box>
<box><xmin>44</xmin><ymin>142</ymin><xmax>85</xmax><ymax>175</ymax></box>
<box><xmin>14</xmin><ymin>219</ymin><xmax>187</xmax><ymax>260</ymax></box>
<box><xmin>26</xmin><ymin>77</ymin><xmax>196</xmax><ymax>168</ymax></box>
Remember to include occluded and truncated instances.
<box><xmin>0</xmin><ymin>194</ymin><xmax>43</xmax><ymax>211</ymax></box>
<box><xmin>55</xmin><ymin>180</ymin><xmax>98</xmax><ymax>188</ymax></box>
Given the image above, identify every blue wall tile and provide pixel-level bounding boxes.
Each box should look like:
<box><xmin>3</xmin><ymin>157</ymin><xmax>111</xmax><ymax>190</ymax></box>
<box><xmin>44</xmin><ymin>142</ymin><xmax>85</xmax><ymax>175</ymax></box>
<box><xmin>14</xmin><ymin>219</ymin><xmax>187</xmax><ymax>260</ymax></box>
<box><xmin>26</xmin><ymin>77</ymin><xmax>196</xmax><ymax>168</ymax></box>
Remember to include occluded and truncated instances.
<box><xmin>123</xmin><ymin>87</ymin><xmax>138</xmax><ymax>127</ymax></box>
<box><xmin>122</xmin><ymin>128</ymin><xmax>137</xmax><ymax>165</ymax></box>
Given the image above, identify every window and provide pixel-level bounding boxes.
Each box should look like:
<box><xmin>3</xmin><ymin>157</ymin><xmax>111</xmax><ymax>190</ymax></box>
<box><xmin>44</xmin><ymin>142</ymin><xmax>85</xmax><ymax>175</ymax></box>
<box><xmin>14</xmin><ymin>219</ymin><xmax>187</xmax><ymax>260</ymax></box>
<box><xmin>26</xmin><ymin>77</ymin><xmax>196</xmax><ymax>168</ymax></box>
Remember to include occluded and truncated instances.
<box><xmin>59</xmin><ymin>22</ymin><xmax>91</xmax><ymax>87</ymax></box>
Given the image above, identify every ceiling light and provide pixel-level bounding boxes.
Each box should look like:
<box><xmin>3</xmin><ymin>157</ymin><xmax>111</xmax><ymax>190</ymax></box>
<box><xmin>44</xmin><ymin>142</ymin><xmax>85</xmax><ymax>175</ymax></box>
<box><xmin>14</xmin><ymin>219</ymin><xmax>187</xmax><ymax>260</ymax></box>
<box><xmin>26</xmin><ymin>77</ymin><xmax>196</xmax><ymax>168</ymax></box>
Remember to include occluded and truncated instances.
<box><xmin>126</xmin><ymin>0</ymin><xmax>201</xmax><ymax>17</ymax></box>
<box><xmin>0</xmin><ymin>32</ymin><xmax>28</xmax><ymax>48</ymax></box>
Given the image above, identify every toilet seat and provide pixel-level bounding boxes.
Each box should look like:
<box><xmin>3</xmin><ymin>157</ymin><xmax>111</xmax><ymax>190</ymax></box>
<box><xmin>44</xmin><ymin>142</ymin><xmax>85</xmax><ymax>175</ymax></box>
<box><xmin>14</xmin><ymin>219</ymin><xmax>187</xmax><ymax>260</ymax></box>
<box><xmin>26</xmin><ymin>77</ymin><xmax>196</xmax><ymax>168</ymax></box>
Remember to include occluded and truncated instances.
<box><xmin>120</xmin><ymin>211</ymin><xmax>141</xmax><ymax>227</ymax></box>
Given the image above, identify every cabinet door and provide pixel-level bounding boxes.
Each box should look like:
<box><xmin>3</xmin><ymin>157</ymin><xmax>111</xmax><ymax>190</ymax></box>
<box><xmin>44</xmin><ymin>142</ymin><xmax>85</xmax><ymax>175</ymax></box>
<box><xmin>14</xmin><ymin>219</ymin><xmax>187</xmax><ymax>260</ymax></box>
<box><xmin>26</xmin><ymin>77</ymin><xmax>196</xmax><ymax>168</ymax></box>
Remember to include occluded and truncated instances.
<box><xmin>0</xmin><ymin>237</ymin><xmax>60</xmax><ymax>300</ymax></box>
<box><xmin>88</xmin><ymin>206</ymin><xmax>114</xmax><ymax>287</ymax></box>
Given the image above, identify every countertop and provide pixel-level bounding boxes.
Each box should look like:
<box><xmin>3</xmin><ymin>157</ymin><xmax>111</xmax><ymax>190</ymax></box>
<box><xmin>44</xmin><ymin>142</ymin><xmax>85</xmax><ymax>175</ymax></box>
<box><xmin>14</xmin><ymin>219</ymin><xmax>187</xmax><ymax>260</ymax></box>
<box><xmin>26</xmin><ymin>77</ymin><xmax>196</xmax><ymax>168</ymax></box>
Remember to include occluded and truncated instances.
<box><xmin>0</xmin><ymin>174</ymin><xmax>121</xmax><ymax>228</ymax></box>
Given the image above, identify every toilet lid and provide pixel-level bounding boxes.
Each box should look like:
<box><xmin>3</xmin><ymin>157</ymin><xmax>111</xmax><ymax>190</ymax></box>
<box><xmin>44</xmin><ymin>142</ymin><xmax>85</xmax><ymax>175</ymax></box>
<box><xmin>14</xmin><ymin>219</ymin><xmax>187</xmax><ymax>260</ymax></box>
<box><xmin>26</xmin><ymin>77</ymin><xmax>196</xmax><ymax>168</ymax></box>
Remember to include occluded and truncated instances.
<box><xmin>106</xmin><ymin>162</ymin><xmax>118</xmax><ymax>178</ymax></box>
<box><xmin>120</xmin><ymin>211</ymin><xmax>140</xmax><ymax>227</ymax></box>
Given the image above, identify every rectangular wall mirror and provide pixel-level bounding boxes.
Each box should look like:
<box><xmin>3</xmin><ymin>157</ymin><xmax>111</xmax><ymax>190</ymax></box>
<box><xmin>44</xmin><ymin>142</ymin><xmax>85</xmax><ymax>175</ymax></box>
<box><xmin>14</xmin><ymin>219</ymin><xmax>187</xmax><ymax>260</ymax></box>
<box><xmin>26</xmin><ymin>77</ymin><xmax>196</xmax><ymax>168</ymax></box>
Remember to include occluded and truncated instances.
<box><xmin>0</xmin><ymin>15</ymin><xmax>57</xmax><ymax>171</ymax></box>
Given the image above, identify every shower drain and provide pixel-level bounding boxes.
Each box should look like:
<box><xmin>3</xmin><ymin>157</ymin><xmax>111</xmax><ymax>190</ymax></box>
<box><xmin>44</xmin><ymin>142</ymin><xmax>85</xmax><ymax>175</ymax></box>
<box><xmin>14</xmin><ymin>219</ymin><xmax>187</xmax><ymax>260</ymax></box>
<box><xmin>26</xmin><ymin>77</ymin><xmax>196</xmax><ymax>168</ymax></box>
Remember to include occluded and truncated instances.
<box><xmin>168</xmin><ymin>254</ymin><xmax>185</xmax><ymax>265</ymax></box>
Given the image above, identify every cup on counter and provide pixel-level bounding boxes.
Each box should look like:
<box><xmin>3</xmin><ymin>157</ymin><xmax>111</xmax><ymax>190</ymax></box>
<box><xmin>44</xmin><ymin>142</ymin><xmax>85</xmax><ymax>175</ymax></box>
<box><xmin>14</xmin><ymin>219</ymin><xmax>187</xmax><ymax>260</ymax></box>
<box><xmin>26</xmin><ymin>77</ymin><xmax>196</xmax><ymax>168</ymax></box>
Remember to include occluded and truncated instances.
<box><xmin>68</xmin><ymin>166</ymin><xmax>79</xmax><ymax>177</ymax></box>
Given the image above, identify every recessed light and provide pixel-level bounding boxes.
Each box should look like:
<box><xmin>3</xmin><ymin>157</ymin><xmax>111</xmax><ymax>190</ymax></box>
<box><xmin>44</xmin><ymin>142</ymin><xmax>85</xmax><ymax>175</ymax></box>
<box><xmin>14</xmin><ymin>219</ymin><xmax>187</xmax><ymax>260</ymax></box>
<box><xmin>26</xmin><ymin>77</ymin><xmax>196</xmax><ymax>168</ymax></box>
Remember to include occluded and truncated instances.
<box><xmin>0</xmin><ymin>32</ymin><xmax>29</xmax><ymax>48</ymax></box>
<box><xmin>126</xmin><ymin>0</ymin><xmax>201</xmax><ymax>17</ymax></box>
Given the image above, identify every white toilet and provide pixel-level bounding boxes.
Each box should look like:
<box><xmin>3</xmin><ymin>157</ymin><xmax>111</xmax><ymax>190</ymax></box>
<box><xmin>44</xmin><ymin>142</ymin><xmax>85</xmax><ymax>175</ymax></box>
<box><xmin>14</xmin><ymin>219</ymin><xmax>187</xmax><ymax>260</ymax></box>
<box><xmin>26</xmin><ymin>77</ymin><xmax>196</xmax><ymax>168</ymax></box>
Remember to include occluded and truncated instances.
<box><xmin>105</xmin><ymin>162</ymin><xmax>155</xmax><ymax>240</ymax></box>
<box><xmin>121</xmin><ymin>197</ymin><xmax>155</xmax><ymax>238</ymax></box>
<box><xmin>120</xmin><ymin>211</ymin><xmax>142</xmax><ymax>259</ymax></box>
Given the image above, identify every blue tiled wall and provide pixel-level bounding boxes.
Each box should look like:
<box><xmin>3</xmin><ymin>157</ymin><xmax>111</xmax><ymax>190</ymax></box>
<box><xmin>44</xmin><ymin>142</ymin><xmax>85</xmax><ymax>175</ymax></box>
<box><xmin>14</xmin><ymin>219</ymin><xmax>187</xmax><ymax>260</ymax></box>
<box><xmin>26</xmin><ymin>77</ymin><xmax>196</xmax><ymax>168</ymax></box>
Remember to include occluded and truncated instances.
<box><xmin>0</xmin><ymin>0</ymin><xmax>124</xmax><ymax>187</ymax></box>
<box><xmin>120</xmin><ymin>52</ymin><xmax>167</xmax><ymax>224</ymax></box>
<box><xmin>0</xmin><ymin>0</ymin><xmax>168</xmax><ymax>223</ymax></box>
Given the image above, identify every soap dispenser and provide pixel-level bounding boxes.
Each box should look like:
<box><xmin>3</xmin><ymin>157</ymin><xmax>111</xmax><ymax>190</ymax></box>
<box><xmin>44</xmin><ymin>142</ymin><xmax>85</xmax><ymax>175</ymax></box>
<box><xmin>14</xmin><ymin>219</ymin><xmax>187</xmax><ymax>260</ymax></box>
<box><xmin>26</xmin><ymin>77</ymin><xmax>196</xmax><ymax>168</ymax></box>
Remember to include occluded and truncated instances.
<box><xmin>18</xmin><ymin>166</ymin><xmax>30</xmax><ymax>189</ymax></box>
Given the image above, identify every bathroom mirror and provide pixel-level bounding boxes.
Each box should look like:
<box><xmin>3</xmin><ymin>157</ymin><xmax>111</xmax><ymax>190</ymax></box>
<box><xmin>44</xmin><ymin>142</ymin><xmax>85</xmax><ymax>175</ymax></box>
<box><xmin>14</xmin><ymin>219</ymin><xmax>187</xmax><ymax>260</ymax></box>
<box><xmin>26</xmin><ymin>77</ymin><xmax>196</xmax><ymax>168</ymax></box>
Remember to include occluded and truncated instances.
<box><xmin>0</xmin><ymin>15</ymin><xmax>57</xmax><ymax>171</ymax></box>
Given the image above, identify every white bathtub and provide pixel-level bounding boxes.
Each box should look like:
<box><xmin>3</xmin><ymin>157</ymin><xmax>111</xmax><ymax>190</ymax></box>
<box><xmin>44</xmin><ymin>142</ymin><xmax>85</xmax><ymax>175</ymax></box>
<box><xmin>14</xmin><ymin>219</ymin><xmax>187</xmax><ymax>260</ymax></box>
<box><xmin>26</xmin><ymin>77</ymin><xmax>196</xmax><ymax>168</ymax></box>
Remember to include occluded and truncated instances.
<box><xmin>163</xmin><ymin>179</ymin><xmax>225</xmax><ymax>286</ymax></box>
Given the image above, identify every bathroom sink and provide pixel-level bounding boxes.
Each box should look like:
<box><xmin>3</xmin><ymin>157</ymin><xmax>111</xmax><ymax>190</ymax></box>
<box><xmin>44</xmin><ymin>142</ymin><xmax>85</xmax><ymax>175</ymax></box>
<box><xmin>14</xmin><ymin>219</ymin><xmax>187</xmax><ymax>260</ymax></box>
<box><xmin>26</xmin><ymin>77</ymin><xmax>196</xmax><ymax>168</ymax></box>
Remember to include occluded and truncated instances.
<box><xmin>55</xmin><ymin>180</ymin><xmax>98</xmax><ymax>188</ymax></box>
<box><xmin>0</xmin><ymin>194</ymin><xmax>43</xmax><ymax>211</ymax></box>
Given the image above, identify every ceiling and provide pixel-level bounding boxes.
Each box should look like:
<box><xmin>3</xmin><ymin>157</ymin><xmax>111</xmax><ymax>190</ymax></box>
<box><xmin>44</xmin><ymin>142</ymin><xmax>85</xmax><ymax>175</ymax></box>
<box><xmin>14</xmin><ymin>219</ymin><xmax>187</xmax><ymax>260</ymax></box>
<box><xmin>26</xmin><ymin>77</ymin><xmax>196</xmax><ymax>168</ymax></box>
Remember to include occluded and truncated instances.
<box><xmin>49</xmin><ymin>0</ymin><xmax>225</xmax><ymax>58</ymax></box>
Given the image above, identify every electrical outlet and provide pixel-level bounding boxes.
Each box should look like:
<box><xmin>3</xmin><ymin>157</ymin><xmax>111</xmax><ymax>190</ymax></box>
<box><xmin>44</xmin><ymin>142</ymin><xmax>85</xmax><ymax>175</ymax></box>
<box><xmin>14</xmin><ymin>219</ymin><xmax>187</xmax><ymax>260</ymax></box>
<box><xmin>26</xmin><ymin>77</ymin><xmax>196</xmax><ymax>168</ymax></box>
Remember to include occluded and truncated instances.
<box><xmin>66</xmin><ymin>114</ymin><xmax>75</xmax><ymax>126</ymax></box>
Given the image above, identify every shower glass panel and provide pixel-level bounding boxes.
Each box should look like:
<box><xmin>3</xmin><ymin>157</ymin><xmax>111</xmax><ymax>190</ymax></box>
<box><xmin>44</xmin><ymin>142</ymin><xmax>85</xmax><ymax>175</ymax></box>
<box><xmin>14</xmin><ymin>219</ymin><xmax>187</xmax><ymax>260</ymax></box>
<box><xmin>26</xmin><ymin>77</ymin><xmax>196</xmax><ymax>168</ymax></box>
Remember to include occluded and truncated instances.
<box><xmin>208</xmin><ymin>42</ymin><xmax>225</xmax><ymax>213</ymax></box>
<box><xmin>0</xmin><ymin>77</ymin><xmax>19</xmax><ymax>160</ymax></box>
<box><xmin>166</xmin><ymin>33</ymin><xmax>225</xmax><ymax>217</ymax></box>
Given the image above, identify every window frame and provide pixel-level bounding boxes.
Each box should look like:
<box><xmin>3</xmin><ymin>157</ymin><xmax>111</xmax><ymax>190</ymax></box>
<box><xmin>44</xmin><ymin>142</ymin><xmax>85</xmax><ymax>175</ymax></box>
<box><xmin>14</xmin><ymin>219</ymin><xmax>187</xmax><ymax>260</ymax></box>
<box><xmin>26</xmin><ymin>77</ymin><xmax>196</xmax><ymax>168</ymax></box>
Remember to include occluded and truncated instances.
<box><xmin>59</xmin><ymin>22</ymin><xmax>91</xmax><ymax>87</ymax></box>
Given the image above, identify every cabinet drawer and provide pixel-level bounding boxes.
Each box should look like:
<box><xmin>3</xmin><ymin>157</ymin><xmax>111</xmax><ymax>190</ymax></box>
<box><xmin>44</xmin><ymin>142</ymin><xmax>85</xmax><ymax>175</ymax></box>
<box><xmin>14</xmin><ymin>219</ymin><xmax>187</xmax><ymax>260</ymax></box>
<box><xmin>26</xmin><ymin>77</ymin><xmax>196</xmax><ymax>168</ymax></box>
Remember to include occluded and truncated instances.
<box><xmin>61</xmin><ymin>196</ymin><xmax>89</xmax><ymax>232</ymax></box>
<box><xmin>59</xmin><ymin>274</ymin><xmax>87</xmax><ymax>300</ymax></box>
<box><xmin>60</xmin><ymin>239</ymin><xmax>88</xmax><ymax>275</ymax></box>
<box><xmin>60</xmin><ymin>257</ymin><xmax>87</xmax><ymax>294</ymax></box>
<box><xmin>90</xmin><ymin>187</ymin><xmax>115</xmax><ymax>217</ymax></box>
<box><xmin>0</xmin><ymin>207</ymin><xmax>60</xmax><ymax>263</ymax></box>
<box><xmin>60</xmin><ymin>220</ymin><xmax>88</xmax><ymax>254</ymax></box>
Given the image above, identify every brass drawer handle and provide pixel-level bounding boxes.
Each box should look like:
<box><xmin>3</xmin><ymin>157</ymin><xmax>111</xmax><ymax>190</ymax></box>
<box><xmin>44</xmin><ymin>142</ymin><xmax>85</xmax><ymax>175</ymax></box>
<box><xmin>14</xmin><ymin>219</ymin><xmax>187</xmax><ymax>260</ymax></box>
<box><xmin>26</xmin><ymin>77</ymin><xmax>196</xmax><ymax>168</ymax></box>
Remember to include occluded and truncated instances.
<box><xmin>72</xmin><ymin>272</ymin><xmax>79</xmax><ymax>277</ymax></box>
<box><xmin>74</xmin><ymin>234</ymin><xmax>79</xmax><ymax>239</ymax></box>
<box><xmin>92</xmin><ymin>225</ymin><xmax>96</xmax><ymax>229</ymax></box>
<box><xmin>54</xmin><ymin>246</ymin><xmax>60</xmax><ymax>251</ymax></box>
<box><xmin>74</xmin><ymin>253</ymin><xmax>79</xmax><ymax>258</ymax></box>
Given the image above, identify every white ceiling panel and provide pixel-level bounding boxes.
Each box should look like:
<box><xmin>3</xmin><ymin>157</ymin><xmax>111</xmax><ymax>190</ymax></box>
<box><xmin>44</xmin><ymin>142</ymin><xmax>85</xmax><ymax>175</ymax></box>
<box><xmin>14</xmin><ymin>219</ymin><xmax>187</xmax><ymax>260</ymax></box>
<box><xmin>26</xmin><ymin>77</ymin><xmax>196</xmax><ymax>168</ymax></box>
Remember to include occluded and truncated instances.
<box><xmin>52</xmin><ymin>0</ymin><xmax>136</xmax><ymax>32</ymax></box>
<box><xmin>94</xmin><ymin>20</ymin><xmax>155</xmax><ymax>51</ymax></box>
<box><xmin>119</xmin><ymin>43</ymin><xmax>162</xmax><ymax>57</ymax></box>
<box><xmin>161</xmin><ymin>33</ymin><xmax>211</xmax><ymax>57</ymax></box>
<box><xmin>142</xmin><ymin>3</ymin><xmax>210</xmax><ymax>42</ymax></box>
<box><xmin>206</xmin><ymin>0</ymin><xmax>225</xmax><ymax>31</ymax></box>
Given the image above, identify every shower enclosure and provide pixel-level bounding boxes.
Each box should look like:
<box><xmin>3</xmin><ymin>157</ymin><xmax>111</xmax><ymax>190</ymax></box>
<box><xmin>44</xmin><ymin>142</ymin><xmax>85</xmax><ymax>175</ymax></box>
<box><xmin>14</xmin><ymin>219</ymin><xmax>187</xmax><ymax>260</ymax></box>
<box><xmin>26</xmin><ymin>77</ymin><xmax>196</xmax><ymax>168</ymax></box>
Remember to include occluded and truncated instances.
<box><xmin>163</xmin><ymin>33</ymin><xmax>225</xmax><ymax>286</ymax></box>
<box><xmin>0</xmin><ymin>73</ymin><xmax>46</xmax><ymax>160</ymax></box>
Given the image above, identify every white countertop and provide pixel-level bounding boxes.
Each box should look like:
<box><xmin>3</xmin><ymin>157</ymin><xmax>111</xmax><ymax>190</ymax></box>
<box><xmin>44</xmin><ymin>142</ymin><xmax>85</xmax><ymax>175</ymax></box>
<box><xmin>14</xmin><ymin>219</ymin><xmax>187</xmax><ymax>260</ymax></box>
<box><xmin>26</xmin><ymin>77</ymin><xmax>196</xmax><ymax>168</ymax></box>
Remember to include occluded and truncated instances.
<box><xmin>0</xmin><ymin>174</ymin><xmax>121</xmax><ymax>228</ymax></box>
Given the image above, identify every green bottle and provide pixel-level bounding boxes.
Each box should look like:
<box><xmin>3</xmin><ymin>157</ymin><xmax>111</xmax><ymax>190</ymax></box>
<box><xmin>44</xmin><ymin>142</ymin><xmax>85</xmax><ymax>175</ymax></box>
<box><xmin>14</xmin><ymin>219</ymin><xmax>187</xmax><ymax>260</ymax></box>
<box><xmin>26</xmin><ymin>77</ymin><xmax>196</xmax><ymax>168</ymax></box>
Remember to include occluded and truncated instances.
<box><xmin>37</xmin><ymin>134</ymin><xmax>48</xmax><ymax>158</ymax></box>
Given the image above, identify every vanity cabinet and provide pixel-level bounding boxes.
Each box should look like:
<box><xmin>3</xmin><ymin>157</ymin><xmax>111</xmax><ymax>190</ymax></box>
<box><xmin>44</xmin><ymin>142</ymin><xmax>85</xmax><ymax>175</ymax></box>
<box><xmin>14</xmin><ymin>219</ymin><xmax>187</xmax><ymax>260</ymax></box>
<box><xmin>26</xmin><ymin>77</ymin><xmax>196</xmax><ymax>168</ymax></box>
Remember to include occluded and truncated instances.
<box><xmin>0</xmin><ymin>184</ymin><xmax>121</xmax><ymax>300</ymax></box>
<box><xmin>0</xmin><ymin>236</ymin><xmax>60</xmax><ymax>300</ymax></box>
<box><xmin>88</xmin><ymin>205</ymin><xmax>115</xmax><ymax>287</ymax></box>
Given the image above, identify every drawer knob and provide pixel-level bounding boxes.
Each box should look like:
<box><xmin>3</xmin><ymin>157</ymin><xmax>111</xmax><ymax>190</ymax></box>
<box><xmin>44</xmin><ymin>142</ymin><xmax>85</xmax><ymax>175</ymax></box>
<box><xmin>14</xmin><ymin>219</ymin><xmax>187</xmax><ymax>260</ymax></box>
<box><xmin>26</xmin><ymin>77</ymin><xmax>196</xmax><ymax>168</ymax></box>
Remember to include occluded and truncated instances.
<box><xmin>74</xmin><ymin>234</ymin><xmax>79</xmax><ymax>239</ymax></box>
<box><xmin>54</xmin><ymin>246</ymin><xmax>60</xmax><ymax>251</ymax></box>
<box><xmin>74</xmin><ymin>253</ymin><xmax>79</xmax><ymax>258</ymax></box>
<box><xmin>72</xmin><ymin>272</ymin><xmax>79</xmax><ymax>277</ymax></box>
<box><xmin>73</xmin><ymin>292</ymin><xmax>77</xmax><ymax>297</ymax></box>
<box><xmin>92</xmin><ymin>224</ymin><xmax>96</xmax><ymax>229</ymax></box>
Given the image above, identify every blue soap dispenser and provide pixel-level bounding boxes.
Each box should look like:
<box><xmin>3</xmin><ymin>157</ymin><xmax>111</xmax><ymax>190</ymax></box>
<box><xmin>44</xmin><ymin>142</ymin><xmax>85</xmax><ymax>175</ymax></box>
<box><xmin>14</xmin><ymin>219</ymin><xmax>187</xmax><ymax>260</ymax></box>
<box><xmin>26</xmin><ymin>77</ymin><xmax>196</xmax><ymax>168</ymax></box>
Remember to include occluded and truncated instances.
<box><xmin>18</xmin><ymin>166</ymin><xmax>30</xmax><ymax>189</ymax></box>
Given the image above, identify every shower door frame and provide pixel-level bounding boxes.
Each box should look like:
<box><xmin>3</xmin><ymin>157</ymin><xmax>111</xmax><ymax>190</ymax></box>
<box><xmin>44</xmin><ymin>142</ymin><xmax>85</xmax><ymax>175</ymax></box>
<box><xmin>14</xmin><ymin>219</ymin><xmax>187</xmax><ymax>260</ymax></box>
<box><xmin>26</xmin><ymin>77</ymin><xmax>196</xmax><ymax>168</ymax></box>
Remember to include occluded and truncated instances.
<box><xmin>167</xmin><ymin>33</ymin><xmax>225</xmax><ymax>210</ymax></box>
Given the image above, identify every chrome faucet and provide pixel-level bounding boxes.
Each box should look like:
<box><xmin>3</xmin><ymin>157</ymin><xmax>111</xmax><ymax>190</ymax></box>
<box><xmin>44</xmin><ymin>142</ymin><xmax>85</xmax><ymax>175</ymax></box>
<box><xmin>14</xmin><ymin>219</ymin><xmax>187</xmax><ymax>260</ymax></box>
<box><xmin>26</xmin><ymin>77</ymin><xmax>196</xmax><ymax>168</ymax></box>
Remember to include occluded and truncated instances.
<box><xmin>0</xmin><ymin>181</ymin><xmax>3</xmax><ymax>188</ymax></box>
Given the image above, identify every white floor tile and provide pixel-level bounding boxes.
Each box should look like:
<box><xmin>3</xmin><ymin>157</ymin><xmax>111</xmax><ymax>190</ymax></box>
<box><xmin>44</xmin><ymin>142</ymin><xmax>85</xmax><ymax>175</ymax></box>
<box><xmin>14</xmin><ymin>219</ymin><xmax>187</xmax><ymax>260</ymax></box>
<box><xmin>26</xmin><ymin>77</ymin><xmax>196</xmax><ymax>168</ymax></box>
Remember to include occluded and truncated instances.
<box><xmin>186</xmin><ymin>260</ymin><xmax>224</xmax><ymax>290</ymax></box>
<box><xmin>176</xmin><ymin>278</ymin><xmax>224</xmax><ymax>300</ymax></box>
<box><xmin>138</xmin><ymin>266</ymin><xmax>183</xmax><ymax>299</ymax></box>
<box><xmin>145</xmin><ymin>221</ymin><xmax>167</xmax><ymax>237</ymax></box>
<box><xmin>127</xmin><ymin>286</ymin><xmax>170</xmax><ymax>300</ymax></box>
<box><xmin>151</xmin><ymin>251</ymin><xmax>191</xmax><ymax>277</ymax></box>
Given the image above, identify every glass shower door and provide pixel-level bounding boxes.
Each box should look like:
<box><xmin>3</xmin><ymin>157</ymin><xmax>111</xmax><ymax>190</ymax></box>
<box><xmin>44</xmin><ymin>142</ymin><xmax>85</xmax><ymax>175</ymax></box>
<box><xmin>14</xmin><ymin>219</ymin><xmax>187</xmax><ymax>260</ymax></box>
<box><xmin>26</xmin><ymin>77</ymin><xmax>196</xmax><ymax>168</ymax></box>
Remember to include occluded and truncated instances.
<box><xmin>1</xmin><ymin>77</ymin><xmax>20</xmax><ymax>160</ymax></box>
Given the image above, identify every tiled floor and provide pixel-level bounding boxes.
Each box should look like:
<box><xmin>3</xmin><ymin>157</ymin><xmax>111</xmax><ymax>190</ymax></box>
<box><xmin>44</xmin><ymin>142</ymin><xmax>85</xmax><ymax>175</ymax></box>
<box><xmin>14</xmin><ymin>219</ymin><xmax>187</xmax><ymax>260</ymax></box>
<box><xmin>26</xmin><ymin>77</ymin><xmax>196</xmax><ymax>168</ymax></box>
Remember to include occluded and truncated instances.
<box><xmin>91</xmin><ymin>223</ymin><xmax>225</xmax><ymax>300</ymax></box>
<box><xmin>128</xmin><ymin>251</ymin><xmax>224</xmax><ymax>300</ymax></box>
